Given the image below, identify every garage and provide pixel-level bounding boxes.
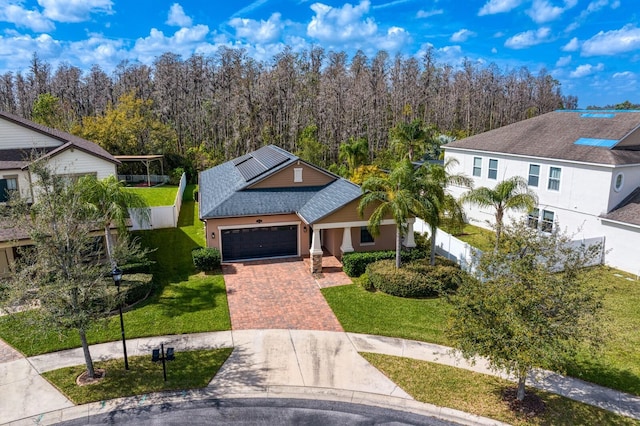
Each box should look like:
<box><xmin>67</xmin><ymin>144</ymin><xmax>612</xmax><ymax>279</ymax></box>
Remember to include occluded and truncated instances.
<box><xmin>221</xmin><ymin>225</ymin><xmax>298</xmax><ymax>261</ymax></box>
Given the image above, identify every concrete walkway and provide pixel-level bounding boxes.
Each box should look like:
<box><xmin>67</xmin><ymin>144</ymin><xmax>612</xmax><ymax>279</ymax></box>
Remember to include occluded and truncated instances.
<box><xmin>3</xmin><ymin>330</ymin><xmax>639</xmax><ymax>425</ymax></box>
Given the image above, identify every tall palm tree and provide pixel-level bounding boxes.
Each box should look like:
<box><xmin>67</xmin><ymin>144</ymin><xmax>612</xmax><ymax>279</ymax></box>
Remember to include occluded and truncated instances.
<box><xmin>460</xmin><ymin>176</ymin><xmax>538</xmax><ymax>251</ymax></box>
<box><xmin>389</xmin><ymin>119</ymin><xmax>428</xmax><ymax>162</ymax></box>
<box><xmin>358</xmin><ymin>159</ymin><xmax>435</xmax><ymax>268</ymax></box>
<box><xmin>417</xmin><ymin>158</ymin><xmax>473</xmax><ymax>265</ymax></box>
<box><xmin>78</xmin><ymin>175</ymin><xmax>150</xmax><ymax>267</ymax></box>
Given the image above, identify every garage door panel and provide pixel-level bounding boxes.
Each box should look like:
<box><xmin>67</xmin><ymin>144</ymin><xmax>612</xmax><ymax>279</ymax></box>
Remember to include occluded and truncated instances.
<box><xmin>222</xmin><ymin>225</ymin><xmax>298</xmax><ymax>261</ymax></box>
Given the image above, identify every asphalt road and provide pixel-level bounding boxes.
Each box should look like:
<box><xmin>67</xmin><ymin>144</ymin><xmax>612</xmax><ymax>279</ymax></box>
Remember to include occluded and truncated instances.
<box><xmin>56</xmin><ymin>398</ymin><xmax>463</xmax><ymax>425</ymax></box>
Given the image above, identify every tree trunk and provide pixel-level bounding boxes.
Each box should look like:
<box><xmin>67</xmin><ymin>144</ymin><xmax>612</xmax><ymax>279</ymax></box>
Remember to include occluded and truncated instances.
<box><xmin>517</xmin><ymin>374</ymin><xmax>526</xmax><ymax>401</ymax></box>
<box><xmin>104</xmin><ymin>226</ymin><xmax>115</xmax><ymax>268</ymax></box>
<box><xmin>494</xmin><ymin>209</ymin><xmax>503</xmax><ymax>252</ymax></box>
<box><xmin>395</xmin><ymin>225</ymin><xmax>402</xmax><ymax>268</ymax></box>
<box><xmin>78</xmin><ymin>328</ymin><xmax>95</xmax><ymax>379</ymax></box>
<box><xmin>430</xmin><ymin>225</ymin><xmax>437</xmax><ymax>266</ymax></box>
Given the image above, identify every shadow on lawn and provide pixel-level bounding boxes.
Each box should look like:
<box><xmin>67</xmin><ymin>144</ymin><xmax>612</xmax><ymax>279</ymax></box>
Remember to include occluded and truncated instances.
<box><xmin>154</xmin><ymin>275</ymin><xmax>227</xmax><ymax>317</ymax></box>
<box><xmin>562</xmin><ymin>359</ymin><xmax>640</xmax><ymax>397</ymax></box>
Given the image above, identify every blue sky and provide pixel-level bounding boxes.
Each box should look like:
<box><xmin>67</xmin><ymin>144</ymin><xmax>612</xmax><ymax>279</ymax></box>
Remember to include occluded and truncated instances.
<box><xmin>0</xmin><ymin>0</ymin><xmax>637</xmax><ymax>107</ymax></box>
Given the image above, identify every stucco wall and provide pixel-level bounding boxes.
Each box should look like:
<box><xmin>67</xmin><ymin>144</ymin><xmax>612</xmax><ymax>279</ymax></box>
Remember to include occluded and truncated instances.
<box><xmin>249</xmin><ymin>162</ymin><xmax>333</xmax><ymax>188</ymax></box>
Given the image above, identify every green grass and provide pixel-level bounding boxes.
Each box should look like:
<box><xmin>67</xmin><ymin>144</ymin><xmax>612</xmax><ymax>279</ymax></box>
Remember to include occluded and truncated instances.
<box><xmin>124</xmin><ymin>185</ymin><xmax>179</xmax><ymax>206</ymax></box>
<box><xmin>324</xmin><ymin>267</ymin><xmax>640</xmax><ymax>396</ymax></box>
<box><xmin>445</xmin><ymin>223</ymin><xmax>495</xmax><ymax>252</ymax></box>
<box><xmin>0</xmin><ymin>184</ymin><xmax>230</xmax><ymax>356</ymax></box>
<box><xmin>43</xmin><ymin>348</ymin><xmax>232</xmax><ymax>405</ymax></box>
<box><xmin>321</xmin><ymin>279</ymin><xmax>451</xmax><ymax>345</ymax></box>
<box><xmin>363</xmin><ymin>353</ymin><xmax>638</xmax><ymax>426</ymax></box>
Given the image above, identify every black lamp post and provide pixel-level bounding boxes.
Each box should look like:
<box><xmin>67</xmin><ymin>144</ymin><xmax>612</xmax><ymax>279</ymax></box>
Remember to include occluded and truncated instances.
<box><xmin>111</xmin><ymin>266</ymin><xmax>129</xmax><ymax>370</ymax></box>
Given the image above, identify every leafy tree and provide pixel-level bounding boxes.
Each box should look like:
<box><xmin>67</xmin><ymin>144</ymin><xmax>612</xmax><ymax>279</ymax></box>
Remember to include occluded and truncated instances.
<box><xmin>77</xmin><ymin>175</ymin><xmax>150</xmax><ymax>268</ymax></box>
<box><xmin>350</xmin><ymin>164</ymin><xmax>384</xmax><ymax>185</ymax></box>
<box><xmin>460</xmin><ymin>176</ymin><xmax>537</xmax><ymax>250</ymax></box>
<box><xmin>295</xmin><ymin>125</ymin><xmax>327</xmax><ymax>167</ymax></box>
<box><xmin>390</xmin><ymin>119</ymin><xmax>438</xmax><ymax>162</ymax></box>
<box><xmin>32</xmin><ymin>93</ymin><xmax>75</xmax><ymax>131</ymax></box>
<box><xmin>0</xmin><ymin>162</ymin><xmax>122</xmax><ymax>379</ymax></box>
<box><xmin>75</xmin><ymin>91</ymin><xmax>177</xmax><ymax>155</ymax></box>
<box><xmin>417</xmin><ymin>158</ymin><xmax>472</xmax><ymax>265</ymax></box>
<box><xmin>448</xmin><ymin>220</ymin><xmax>603</xmax><ymax>401</ymax></box>
<box><xmin>338</xmin><ymin>137</ymin><xmax>369</xmax><ymax>176</ymax></box>
<box><xmin>358</xmin><ymin>159</ymin><xmax>435</xmax><ymax>268</ymax></box>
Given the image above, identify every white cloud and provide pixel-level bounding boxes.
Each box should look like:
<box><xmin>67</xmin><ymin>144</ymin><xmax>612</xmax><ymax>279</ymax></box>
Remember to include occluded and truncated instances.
<box><xmin>132</xmin><ymin>25</ymin><xmax>211</xmax><ymax>64</ymax></box>
<box><xmin>491</xmin><ymin>47</ymin><xmax>498</xmax><ymax>53</ymax></box>
<box><xmin>307</xmin><ymin>1</ymin><xmax>377</xmax><ymax>43</ymax></box>
<box><xmin>613</xmin><ymin>71</ymin><xmax>635</xmax><ymax>79</ymax></box>
<box><xmin>569</xmin><ymin>62</ymin><xmax>604</xmax><ymax>78</ymax></box>
<box><xmin>37</xmin><ymin>0</ymin><xmax>113</xmax><ymax>23</ymax></box>
<box><xmin>0</xmin><ymin>32</ymin><xmax>62</xmax><ymax>72</ymax></box>
<box><xmin>377</xmin><ymin>26</ymin><xmax>410</xmax><ymax>51</ymax></box>
<box><xmin>0</xmin><ymin>4</ymin><xmax>54</xmax><ymax>32</ymax></box>
<box><xmin>450</xmin><ymin>29</ymin><xmax>476</xmax><ymax>43</ymax></box>
<box><xmin>166</xmin><ymin>3</ymin><xmax>192</xmax><ymax>27</ymax></box>
<box><xmin>67</xmin><ymin>33</ymin><xmax>128</xmax><ymax>69</ymax></box>
<box><xmin>562</xmin><ymin>36</ymin><xmax>579</xmax><ymax>51</ymax></box>
<box><xmin>416</xmin><ymin>9</ymin><xmax>443</xmax><ymax>18</ymax></box>
<box><xmin>567</xmin><ymin>0</ymin><xmax>621</xmax><ymax>32</ymax></box>
<box><xmin>478</xmin><ymin>0</ymin><xmax>523</xmax><ymax>16</ymax></box>
<box><xmin>229</xmin><ymin>13</ymin><xmax>283</xmax><ymax>44</ymax></box>
<box><xmin>555</xmin><ymin>54</ymin><xmax>572</xmax><ymax>66</ymax></box>
<box><xmin>527</xmin><ymin>0</ymin><xmax>576</xmax><ymax>24</ymax></box>
<box><xmin>504</xmin><ymin>27</ymin><xmax>551</xmax><ymax>49</ymax></box>
<box><xmin>581</xmin><ymin>25</ymin><xmax>640</xmax><ymax>56</ymax></box>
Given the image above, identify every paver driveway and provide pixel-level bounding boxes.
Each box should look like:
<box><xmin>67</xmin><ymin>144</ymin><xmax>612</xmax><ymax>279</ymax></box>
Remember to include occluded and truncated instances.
<box><xmin>222</xmin><ymin>258</ymin><xmax>346</xmax><ymax>331</ymax></box>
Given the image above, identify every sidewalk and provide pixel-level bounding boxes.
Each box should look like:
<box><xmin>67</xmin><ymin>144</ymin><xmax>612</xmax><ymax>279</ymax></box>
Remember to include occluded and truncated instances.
<box><xmin>2</xmin><ymin>330</ymin><xmax>640</xmax><ymax>424</ymax></box>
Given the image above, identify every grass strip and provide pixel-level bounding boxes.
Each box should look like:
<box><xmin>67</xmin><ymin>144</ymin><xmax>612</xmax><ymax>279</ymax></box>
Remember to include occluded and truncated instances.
<box><xmin>362</xmin><ymin>353</ymin><xmax>638</xmax><ymax>426</ymax></box>
<box><xmin>43</xmin><ymin>348</ymin><xmax>232</xmax><ymax>405</ymax></box>
<box><xmin>123</xmin><ymin>186</ymin><xmax>179</xmax><ymax>207</ymax></box>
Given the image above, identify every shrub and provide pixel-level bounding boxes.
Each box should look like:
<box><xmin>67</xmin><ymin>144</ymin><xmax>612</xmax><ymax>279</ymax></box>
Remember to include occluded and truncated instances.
<box><xmin>169</xmin><ymin>167</ymin><xmax>185</xmax><ymax>185</ymax></box>
<box><xmin>342</xmin><ymin>248</ymin><xmax>428</xmax><ymax>277</ymax></box>
<box><xmin>365</xmin><ymin>259</ymin><xmax>465</xmax><ymax>298</ymax></box>
<box><xmin>192</xmin><ymin>247</ymin><xmax>221</xmax><ymax>271</ymax></box>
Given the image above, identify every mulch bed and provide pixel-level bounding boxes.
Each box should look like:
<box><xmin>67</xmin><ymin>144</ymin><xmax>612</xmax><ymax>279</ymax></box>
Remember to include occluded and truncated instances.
<box><xmin>502</xmin><ymin>386</ymin><xmax>546</xmax><ymax>418</ymax></box>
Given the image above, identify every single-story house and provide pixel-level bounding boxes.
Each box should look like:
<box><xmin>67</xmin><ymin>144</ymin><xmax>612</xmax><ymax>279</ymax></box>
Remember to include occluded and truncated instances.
<box><xmin>444</xmin><ymin>109</ymin><xmax>640</xmax><ymax>274</ymax></box>
<box><xmin>199</xmin><ymin>145</ymin><xmax>415</xmax><ymax>272</ymax></box>
<box><xmin>0</xmin><ymin>110</ymin><xmax>120</xmax><ymax>275</ymax></box>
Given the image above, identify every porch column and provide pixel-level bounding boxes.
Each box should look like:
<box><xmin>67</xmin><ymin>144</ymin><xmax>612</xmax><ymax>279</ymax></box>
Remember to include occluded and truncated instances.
<box><xmin>310</xmin><ymin>227</ymin><xmax>323</xmax><ymax>274</ymax></box>
<box><xmin>404</xmin><ymin>217</ymin><xmax>416</xmax><ymax>248</ymax></box>
<box><xmin>340</xmin><ymin>227</ymin><xmax>354</xmax><ymax>254</ymax></box>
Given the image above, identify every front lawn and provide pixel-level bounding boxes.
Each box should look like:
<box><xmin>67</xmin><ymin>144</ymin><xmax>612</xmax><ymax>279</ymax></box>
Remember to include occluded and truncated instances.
<box><xmin>43</xmin><ymin>348</ymin><xmax>232</xmax><ymax>405</ymax></box>
<box><xmin>0</xmin><ymin>185</ymin><xmax>230</xmax><ymax>356</ymax></box>
<box><xmin>323</xmin><ymin>267</ymin><xmax>640</xmax><ymax>396</ymax></box>
<box><xmin>124</xmin><ymin>185</ymin><xmax>179</xmax><ymax>207</ymax></box>
<box><xmin>364</xmin><ymin>353</ymin><xmax>637</xmax><ymax>425</ymax></box>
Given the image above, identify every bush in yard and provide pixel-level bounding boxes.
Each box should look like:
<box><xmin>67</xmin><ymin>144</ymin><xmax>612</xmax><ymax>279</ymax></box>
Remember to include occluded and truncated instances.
<box><xmin>342</xmin><ymin>248</ymin><xmax>428</xmax><ymax>277</ymax></box>
<box><xmin>169</xmin><ymin>167</ymin><xmax>185</xmax><ymax>185</ymax></box>
<box><xmin>192</xmin><ymin>247</ymin><xmax>221</xmax><ymax>271</ymax></box>
<box><xmin>365</xmin><ymin>259</ymin><xmax>464</xmax><ymax>298</ymax></box>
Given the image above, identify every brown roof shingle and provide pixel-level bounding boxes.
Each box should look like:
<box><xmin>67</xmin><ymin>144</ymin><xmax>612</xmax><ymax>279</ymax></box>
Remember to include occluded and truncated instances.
<box><xmin>602</xmin><ymin>187</ymin><xmax>640</xmax><ymax>226</ymax></box>
<box><xmin>446</xmin><ymin>110</ymin><xmax>640</xmax><ymax>165</ymax></box>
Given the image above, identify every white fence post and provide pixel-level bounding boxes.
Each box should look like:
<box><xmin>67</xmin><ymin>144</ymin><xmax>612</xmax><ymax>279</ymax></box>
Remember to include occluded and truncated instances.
<box><xmin>129</xmin><ymin>173</ymin><xmax>187</xmax><ymax>230</ymax></box>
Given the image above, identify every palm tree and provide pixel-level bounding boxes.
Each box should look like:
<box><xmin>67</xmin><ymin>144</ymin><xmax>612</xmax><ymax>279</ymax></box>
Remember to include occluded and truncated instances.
<box><xmin>390</xmin><ymin>119</ymin><xmax>437</xmax><ymax>162</ymax></box>
<box><xmin>358</xmin><ymin>159</ymin><xmax>435</xmax><ymax>268</ymax></box>
<box><xmin>417</xmin><ymin>158</ymin><xmax>473</xmax><ymax>265</ymax></box>
<box><xmin>460</xmin><ymin>176</ymin><xmax>538</xmax><ymax>251</ymax></box>
<box><xmin>78</xmin><ymin>175</ymin><xmax>150</xmax><ymax>267</ymax></box>
<box><xmin>338</xmin><ymin>137</ymin><xmax>369</xmax><ymax>176</ymax></box>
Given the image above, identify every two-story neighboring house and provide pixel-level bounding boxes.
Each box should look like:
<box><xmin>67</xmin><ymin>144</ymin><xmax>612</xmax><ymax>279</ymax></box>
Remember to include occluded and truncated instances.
<box><xmin>0</xmin><ymin>111</ymin><xmax>119</xmax><ymax>275</ymax></box>
<box><xmin>444</xmin><ymin>109</ymin><xmax>640</xmax><ymax>275</ymax></box>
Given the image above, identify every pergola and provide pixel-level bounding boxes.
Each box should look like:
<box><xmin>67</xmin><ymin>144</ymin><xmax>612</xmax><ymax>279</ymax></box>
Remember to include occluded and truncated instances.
<box><xmin>114</xmin><ymin>155</ymin><xmax>164</xmax><ymax>187</ymax></box>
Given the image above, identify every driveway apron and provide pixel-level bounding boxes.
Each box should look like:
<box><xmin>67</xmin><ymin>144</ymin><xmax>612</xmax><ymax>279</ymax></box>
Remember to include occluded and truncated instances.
<box><xmin>223</xmin><ymin>258</ymin><xmax>344</xmax><ymax>331</ymax></box>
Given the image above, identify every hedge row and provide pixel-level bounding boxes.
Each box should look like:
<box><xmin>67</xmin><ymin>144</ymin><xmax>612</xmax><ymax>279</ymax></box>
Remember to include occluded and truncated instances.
<box><xmin>365</xmin><ymin>259</ymin><xmax>466</xmax><ymax>298</ymax></box>
<box><xmin>192</xmin><ymin>247</ymin><xmax>222</xmax><ymax>271</ymax></box>
<box><xmin>342</xmin><ymin>248</ymin><xmax>428</xmax><ymax>277</ymax></box>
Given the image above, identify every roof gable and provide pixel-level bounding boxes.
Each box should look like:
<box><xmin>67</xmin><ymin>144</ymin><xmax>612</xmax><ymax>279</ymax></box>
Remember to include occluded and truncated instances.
<box><xmin>446</xmin><ymin>110</ymin><xmax>640</xmax><ymax>165</ymax></box>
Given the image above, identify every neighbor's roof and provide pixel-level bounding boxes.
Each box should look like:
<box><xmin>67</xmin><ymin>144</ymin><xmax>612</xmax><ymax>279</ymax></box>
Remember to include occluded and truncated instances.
<box><xmin>199</xmin><ymin>145</ymin><xmax>361</xmax><ymax>223</ymax></box>
<box><xmin>601</xmin><ymin>186</ymin><xmax>640</xmax><ymax>226</ymax></box>
<box><xmin>445</xmin><ymin>110</ymin><xmax>640</xmax><ymax>165</ymax></box>
<box><xmin>0</xmin><ymin>110</ymin><xmax>119</xmax><ymax>170</ymax></box>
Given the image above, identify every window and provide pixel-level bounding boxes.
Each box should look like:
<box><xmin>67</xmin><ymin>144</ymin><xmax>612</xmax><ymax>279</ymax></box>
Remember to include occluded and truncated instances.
<box><xmin>294</xmin><ymin>167</ymin><xmax>303</xmax><ymax>183</ymax></box>
<box><xmin>548</xmin><ymin>167</ymin><xmax>561</xmax><ymax>191</ymax></box>
<box><xmin>360</xmin><ymin>226</ymin><xmax>374</xmax><ymax>244</ymax></box>
<box><xmin>5</xmin><ymin>177</ymin><xmax>17</xmax><ymax>191</ymax></box>
<box><xmin>473</xmin><ymin>157</ymin><xmax>482</xmax><ymax>177</ymax></box>
<box><xmin>614</xmin><ymin>172</ymin><xmax>624</xmax><ymax>192</ymax></box>
<box><xmin>488</xmin><ymin>159</ymin><xmax>498</xmax><ymax>180</ymax></box>
<box><xmin>0</xmin><ymin>177</ymin><xmax>17</xmax><ymax>203</ymax></box>
<box><xmin>541</xmin><ymin>210</ymin><xmax>554</xmax><ymax>232</ymax></box>
<box><xmin>528</xmin><ymin>164</ymin><xmax>540</xmax><ymax>187</ymax></box>
<box><xmin>527</xmin><ymin>208</ymin><xmax>539</xmax><ymax>229</ymax></box>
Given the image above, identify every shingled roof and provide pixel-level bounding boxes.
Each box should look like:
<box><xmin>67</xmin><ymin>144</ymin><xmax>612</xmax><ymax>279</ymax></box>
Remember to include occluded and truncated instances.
<box><xmin>0</xmin><ymin>110</ymin><xmax>119</xmax><ymax>170</ymax></box>
<box><xmin>445</xmin><ymin>110</ymin><xmax>640</xmax><ymax>165</ymax></box>
<box><xmin>199</xmin><ymin>145</ymin><xmax>361</xmax><ymax>223</ymax></box>
<box><xmin>601</xmin><ymin>187</ymin><xmax>640</xmax><ymax>227</ymax></box>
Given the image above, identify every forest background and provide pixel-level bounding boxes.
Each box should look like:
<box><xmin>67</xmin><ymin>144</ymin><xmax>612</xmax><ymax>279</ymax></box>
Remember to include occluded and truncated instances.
<box><xmin>0</xmin><ymin>47</ymin><xmax>608</xmax><ymax>178</ymax></box>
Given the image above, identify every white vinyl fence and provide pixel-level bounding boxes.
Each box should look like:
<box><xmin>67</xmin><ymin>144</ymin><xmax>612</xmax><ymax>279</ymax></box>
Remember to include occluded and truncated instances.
<box><xmin>414</xmin><ymin>218</ymin><xmax>604</xmax><ymax>274</ymax></box>
<box><xmin>129</xmin><ymin>173</ymin><xmax>187</xmax><ymax>230</ymax></box>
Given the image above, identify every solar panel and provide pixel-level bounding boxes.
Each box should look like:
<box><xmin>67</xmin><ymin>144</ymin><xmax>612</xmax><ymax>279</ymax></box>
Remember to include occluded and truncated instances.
<box><xmin>252</xmin><ymin>145</ymin><xmax>288</xmax><ymax>169</ymax></box>
<box><xmin>232</xmin><ymin>153</ymin><xmax>252</xmax><ymax>165</ymax></box>
<box><xmin>574</xmin><ymin>137</ymin><xmax>619</xmax><ymax>148</ymax></box>
<box><xmin>236</xmin><ymin>157</ymin><xmax>267</xmax><ymax>181</ymax></box>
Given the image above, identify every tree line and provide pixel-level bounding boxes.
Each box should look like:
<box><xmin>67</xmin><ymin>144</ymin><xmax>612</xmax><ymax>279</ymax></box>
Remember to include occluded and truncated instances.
<box><xmin>3</xmin><ymin>48</ymin><xmax>575</xmax><ymax>173</ymax></box>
